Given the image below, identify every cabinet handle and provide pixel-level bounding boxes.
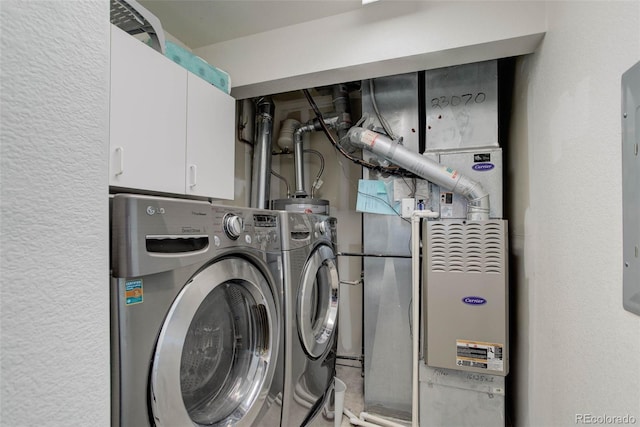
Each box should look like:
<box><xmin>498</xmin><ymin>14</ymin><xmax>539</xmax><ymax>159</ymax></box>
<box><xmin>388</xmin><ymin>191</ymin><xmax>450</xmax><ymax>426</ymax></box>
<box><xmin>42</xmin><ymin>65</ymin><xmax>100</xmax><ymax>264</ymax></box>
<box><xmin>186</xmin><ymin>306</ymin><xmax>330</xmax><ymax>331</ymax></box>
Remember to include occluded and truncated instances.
<box><xmin>115</xmin><ymin>147</ymin><xmax>124</xmax><ymax>176</ymax></box>
<box><xmin>189</xmin><ymin>164</ymin><xmax>197</xmax><ymax>188</ymax></box>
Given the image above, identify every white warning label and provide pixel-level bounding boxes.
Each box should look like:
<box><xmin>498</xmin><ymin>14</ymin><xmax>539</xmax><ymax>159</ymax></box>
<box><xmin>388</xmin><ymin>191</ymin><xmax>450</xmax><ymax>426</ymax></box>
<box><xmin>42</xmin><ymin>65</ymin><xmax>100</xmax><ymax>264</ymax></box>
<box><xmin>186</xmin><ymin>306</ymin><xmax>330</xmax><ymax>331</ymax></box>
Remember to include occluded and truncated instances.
<box><xmin>456</xmin><ymin>339</ymin><xmax>504</xmax><ymax>372</ymax></box>
<box><xmin>361</xmin><ymin>130</ymin><xmax>379</xmax><ymax>148</ymax></box>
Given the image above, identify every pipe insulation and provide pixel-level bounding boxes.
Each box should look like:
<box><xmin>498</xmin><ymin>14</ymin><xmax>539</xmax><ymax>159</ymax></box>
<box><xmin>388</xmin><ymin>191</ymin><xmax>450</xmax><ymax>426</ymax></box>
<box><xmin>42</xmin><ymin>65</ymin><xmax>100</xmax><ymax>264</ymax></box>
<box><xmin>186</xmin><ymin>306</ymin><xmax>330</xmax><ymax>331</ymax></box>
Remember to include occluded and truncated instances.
<box><xmin>347</xmin><ymin>127</ymin><xmax>490</xmax><ymax>220</ymax></box>
<box><xmin>251</xmin><ymin>97</ymin><xmax>275</xmax><ymax>209</ymax></box>
<box><xmin>277</xmin><ymin>118</ymin><xmax>300</xmax><ymax>152</ymax></box>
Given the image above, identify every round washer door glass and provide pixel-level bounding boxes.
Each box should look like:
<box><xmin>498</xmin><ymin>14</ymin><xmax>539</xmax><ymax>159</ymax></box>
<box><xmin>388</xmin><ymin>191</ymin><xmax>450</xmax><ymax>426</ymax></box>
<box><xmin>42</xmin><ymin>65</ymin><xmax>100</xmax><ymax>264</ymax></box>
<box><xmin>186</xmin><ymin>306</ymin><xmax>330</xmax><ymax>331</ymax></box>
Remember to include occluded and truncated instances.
<box><xmin>297</xmin><ymin>244</ymin><xmax>339</xmax><ymax>359</ymax></box>
<box><xmin>150</xmin><ymin>258</ymin><xmax>277</xmax><ymax>427</ymax></box>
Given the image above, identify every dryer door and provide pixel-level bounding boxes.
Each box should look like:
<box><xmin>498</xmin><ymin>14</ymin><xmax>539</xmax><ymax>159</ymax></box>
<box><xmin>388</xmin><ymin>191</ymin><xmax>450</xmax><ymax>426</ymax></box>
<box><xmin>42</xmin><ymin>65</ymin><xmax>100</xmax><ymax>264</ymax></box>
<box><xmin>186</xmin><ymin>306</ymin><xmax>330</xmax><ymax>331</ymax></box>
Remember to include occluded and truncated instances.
<box><xmin>150</xmin><ymin>257</ymin><xmax>278</xmax><ymax>427</ymax></box>
<box><xmin>297</xmin><ymin>244</ymin><xmax>339</xmax><ymax>359</ymax></box>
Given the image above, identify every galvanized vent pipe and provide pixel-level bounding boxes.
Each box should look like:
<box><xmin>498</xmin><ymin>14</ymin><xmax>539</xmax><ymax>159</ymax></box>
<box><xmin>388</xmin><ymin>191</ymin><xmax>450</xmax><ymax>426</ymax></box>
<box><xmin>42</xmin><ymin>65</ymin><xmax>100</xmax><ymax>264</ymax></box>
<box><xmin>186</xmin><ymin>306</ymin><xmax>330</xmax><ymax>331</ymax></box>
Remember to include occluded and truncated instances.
<box><xmin>332</xmin><ymin>83</ymin><xmax>353</xmax><ymax>143</ymax></box>
<box><xmin>250</xmin><ymin>97</ymin><xmax>275</xmax><ymax>209</ymax></box>
<box><xmin>347</xmin><ymin>127</ymin><xmax>490</xmax><ymax>220</ymax></box>
<box><xmin>292</xmin><ymin>122</ymin><xmax>314</xmax><ymax>197</ymax></box>
<box><xmin>277</xmin><ymin>85</ymin><xmax>353</xmax><ymax>199</ymax></box>
<box><xmin>291</xmin><ymin>115</ymin><xmax>340</xmax><ymax>197</ymax></box>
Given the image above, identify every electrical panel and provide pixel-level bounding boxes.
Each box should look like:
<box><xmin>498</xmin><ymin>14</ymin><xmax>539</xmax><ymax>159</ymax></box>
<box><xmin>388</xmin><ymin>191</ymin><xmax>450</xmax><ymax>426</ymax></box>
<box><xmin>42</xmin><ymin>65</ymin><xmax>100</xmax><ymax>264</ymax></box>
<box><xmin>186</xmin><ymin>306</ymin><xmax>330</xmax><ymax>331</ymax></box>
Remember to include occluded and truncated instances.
<box><xmin>622</xmin><ymin>61</ymin><xmax>640</xmax><ymax>316</ymax></box>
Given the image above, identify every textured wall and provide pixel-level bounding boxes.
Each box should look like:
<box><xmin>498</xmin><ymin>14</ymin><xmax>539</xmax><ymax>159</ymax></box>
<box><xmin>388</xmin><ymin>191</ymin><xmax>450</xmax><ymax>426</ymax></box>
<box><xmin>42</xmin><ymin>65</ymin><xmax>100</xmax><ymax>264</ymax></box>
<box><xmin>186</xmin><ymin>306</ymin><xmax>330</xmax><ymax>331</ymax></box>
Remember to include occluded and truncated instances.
<box><xmin>509</xmin><ymin>2</ymin><xmax>640</xmax><ymax>426</ymax></box>
<box><xmin>0</xmin><ymin>1</ymin><xmax>111</xmax><ymax>425</ymax></box>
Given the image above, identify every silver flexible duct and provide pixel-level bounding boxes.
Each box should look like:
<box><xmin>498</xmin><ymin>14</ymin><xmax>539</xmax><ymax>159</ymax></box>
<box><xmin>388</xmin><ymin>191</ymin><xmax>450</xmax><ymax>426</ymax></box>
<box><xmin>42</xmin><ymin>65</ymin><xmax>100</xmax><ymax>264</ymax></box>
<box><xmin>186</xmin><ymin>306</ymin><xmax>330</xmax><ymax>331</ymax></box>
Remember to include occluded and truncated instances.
<box><xmin>347</xmin><ymin>127</ymin><xmax>490</xmax><ymax>220</ymax></box>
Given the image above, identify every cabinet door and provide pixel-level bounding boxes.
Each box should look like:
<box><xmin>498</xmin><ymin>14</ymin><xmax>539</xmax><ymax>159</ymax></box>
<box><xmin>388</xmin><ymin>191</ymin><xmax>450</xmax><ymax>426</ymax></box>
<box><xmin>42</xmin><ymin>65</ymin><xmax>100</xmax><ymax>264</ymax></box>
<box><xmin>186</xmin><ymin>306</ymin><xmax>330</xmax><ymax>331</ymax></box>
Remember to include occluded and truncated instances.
<box><xmin>185</xmin><ymin>73</ymin><xmax>235</xmax><ymax>199</ymax></box>
<box><xmin>110</xmin><ymin>25</ymin><xmax>187</xmax><ymax>195</ymax></box>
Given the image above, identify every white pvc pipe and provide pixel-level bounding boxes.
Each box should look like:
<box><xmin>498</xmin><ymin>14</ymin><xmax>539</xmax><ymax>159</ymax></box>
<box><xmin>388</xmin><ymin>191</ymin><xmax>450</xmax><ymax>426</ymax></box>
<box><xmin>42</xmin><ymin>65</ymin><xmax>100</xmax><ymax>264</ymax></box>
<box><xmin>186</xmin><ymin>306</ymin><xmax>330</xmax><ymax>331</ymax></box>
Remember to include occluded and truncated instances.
<box><xmin>411</xmin><ymin>210</ymin><xmax>439</xmax><ymax>427</ymax></box>
<box><xmin>343</xmin><ymin>408</ymin><xmax>382</xmax><ymax>427</ymax></box>
<box><xmin>359</xmin><ymin>411</ymin><xmax>406</xmax><ymax>427</ymax></box>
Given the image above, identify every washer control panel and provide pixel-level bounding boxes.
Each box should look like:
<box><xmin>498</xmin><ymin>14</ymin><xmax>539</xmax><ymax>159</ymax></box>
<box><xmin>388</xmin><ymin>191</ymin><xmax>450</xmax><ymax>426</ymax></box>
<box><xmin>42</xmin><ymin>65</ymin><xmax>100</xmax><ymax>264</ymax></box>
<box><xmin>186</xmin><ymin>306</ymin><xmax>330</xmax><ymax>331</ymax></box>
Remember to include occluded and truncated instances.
<box><xmin>253</xmin><ymin>214</ymin><xmax>279</xmax><ymax>244</ymax></box>
<box><xmin>211</xmin><ymin>205</ymin><xmax>280</xmax><ymax>251</ymax></box>
<box><xmin>223</xmin><ymin>213</ymin><xmax>244</xmax><ymax>240</ymax></box>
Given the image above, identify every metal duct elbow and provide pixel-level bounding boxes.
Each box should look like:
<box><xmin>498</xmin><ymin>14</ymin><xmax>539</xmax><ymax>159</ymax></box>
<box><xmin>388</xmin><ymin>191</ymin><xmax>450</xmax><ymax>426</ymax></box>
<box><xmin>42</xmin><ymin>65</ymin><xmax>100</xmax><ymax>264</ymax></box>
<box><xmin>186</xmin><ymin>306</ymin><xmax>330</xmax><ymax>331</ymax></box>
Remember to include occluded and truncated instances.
<box><xmin>347</xmin><ymin>127</ymin><xmax>490</xmax><ymax>220</ymax></box>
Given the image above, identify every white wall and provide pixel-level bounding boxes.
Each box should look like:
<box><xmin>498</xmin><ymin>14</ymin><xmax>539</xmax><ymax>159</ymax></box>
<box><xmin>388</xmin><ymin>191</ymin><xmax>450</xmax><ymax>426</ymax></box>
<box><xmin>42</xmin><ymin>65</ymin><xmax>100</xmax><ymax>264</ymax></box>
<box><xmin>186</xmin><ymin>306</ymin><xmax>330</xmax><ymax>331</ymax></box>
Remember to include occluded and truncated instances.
<box><xmin>195</xmin><ymin>1</ymin><xmax>546</xmax><ymax>99</ymax></box>
<box><xmin>509</xmin><ymin>2</ymin><xmax>640</xmax><ymax>425</ymax></box>
<box><xmin>0</xmin><ymin>1</ymin><xmax>111</xmax><ymax>426</ymax></box>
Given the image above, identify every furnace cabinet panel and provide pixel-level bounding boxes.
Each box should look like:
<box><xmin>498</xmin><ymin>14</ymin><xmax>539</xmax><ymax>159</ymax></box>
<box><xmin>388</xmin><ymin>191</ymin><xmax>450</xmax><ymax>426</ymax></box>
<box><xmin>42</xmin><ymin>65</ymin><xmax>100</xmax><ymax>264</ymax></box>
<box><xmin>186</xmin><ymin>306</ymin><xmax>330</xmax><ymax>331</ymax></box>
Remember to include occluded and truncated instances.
<box><xmin>423</xmin><ymin>220</ymin><xmax>509</xmax><ymax>377</ymax></box>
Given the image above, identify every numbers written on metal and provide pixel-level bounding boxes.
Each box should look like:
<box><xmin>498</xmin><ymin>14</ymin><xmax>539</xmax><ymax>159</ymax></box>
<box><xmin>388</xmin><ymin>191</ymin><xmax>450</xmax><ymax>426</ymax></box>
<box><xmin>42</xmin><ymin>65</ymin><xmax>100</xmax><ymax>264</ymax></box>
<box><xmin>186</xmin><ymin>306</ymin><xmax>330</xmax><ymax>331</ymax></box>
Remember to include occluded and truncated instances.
<box><xmin>431</xmin><ymin>92</ymin><xmax>486</xmax><ymax>109</ymax></box>
<box><xmin>466</xmin><ymin>373</ymin><xmax>495</xmax><ymax>382</ymax></box>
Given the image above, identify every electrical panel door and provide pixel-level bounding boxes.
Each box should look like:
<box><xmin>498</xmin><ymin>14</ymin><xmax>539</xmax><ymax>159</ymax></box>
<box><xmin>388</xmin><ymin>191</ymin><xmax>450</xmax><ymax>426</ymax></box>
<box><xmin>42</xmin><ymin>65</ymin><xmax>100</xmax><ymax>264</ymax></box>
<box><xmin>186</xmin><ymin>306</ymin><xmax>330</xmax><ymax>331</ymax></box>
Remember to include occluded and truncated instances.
<box><xmin>622</xmin><ymin>61</ymin><xmax>640</xmax><ymax>317</ymax></box>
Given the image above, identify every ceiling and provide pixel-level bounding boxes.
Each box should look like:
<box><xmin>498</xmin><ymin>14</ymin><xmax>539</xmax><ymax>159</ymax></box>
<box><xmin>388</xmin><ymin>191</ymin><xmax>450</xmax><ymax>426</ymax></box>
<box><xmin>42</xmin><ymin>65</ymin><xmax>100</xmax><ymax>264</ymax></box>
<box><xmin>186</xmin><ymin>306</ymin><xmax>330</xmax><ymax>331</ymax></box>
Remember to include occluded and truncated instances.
<box><xmin>138</xmin><ymin>0</ymin><xmax>365</xmax><ymax>49</ymax></box>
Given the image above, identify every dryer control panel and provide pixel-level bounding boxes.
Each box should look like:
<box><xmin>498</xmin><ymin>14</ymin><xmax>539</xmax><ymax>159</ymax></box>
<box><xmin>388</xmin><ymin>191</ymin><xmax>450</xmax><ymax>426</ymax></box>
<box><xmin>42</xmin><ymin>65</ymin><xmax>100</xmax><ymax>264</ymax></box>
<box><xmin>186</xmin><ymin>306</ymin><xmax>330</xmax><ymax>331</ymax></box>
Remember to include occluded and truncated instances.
<box><xmin>279</xmin><ymin>212</ymin><xmax>336</xmax><ymax>251</ymax></box>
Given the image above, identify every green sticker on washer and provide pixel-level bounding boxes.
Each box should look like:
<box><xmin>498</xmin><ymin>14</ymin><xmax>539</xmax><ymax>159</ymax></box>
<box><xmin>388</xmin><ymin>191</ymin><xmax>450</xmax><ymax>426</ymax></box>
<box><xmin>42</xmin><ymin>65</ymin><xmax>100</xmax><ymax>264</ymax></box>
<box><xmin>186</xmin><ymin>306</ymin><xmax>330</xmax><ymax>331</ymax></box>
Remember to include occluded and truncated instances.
<box><xmin>125</xmin><ymin>279</ymin><xmax>143</xmax><ymax>305</ymax></box>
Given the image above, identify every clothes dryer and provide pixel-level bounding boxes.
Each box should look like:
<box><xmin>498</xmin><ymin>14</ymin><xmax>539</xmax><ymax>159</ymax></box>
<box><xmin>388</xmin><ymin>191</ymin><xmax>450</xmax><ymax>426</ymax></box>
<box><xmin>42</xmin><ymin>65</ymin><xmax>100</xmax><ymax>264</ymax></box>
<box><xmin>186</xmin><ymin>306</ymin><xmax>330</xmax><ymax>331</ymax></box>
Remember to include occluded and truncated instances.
<box><xmin>280</xmin><ymin>212</ymin><xmax>340</xmax><ymax>427</ymax></box>
<box><xmin>110</xmin><ymin>194</ymin><xmax>283</xmax><ymax>427</ymax></box>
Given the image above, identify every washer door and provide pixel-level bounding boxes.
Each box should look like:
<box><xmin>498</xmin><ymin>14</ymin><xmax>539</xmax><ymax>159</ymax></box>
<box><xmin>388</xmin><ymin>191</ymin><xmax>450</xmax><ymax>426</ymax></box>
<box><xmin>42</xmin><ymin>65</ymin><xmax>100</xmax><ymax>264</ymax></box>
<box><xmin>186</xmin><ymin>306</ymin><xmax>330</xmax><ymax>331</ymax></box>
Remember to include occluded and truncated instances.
<box><xmin>297</xmin><ymin>244</ymin><xmax>339</xmax><ymax>359</ymax></box>
<box><xmin>150</xmin><ymin>257</ymin><xmax>277</xmax><ymax>427</ymax></box>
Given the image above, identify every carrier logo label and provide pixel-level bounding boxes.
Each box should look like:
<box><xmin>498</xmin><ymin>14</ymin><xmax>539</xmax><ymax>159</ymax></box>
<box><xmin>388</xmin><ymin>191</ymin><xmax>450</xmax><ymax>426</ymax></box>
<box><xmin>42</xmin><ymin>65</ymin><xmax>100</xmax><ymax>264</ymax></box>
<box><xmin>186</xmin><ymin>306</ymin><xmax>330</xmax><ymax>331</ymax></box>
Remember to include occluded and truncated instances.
<box><xmin>472</xmin><ymin>163</ymin><xmax>495</xmax><ymax>171</ymax></box>
<box><xmin>462</xmin><ymin>296</ymin><xmax>487</xmax><ymax>305</ymax></box>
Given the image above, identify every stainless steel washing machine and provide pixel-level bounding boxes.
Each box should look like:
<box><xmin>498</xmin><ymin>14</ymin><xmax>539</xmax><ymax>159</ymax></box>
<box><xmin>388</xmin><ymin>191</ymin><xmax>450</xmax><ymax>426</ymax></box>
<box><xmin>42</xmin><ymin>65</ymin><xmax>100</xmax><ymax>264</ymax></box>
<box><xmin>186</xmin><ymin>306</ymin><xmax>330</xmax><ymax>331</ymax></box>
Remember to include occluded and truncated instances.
<box><xmin>110</xmin><ymin>194</ymin><xmax>284</xmax><ymax>427</ymax></box>
<box><xmin>280</xmin><ymin>212</ymin><xmax>340</xmax><ymax>427</ymax></box>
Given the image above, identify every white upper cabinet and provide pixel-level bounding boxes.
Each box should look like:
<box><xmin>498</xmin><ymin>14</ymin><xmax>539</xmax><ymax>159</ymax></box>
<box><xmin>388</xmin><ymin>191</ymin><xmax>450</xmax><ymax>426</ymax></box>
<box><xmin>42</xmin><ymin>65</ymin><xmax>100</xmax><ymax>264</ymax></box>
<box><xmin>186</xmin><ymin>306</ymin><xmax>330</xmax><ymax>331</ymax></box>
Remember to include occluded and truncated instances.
<box><xmin>109</xmin><ymin>25</ymin><xmax>235</xmax><ymax>199</ymax></box>
<box><xmin>185</xmin><ymin>73</ymin><xmax>235</xmax><ymax>199</ymax></box>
